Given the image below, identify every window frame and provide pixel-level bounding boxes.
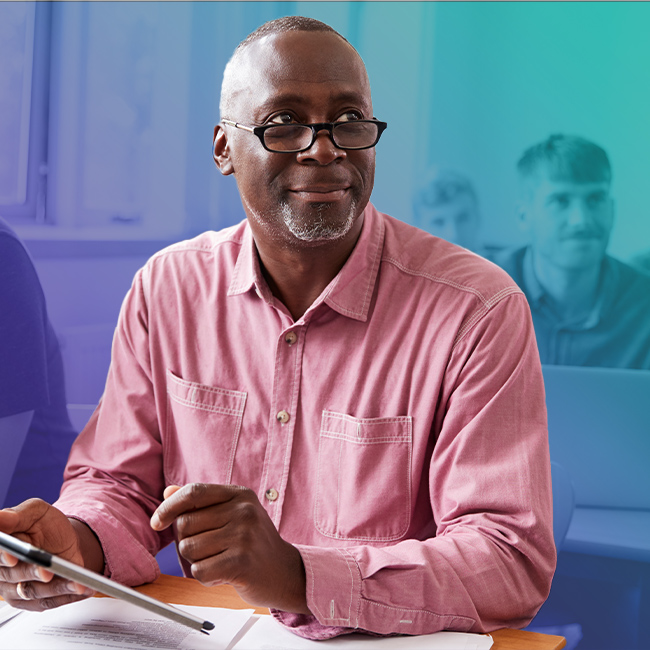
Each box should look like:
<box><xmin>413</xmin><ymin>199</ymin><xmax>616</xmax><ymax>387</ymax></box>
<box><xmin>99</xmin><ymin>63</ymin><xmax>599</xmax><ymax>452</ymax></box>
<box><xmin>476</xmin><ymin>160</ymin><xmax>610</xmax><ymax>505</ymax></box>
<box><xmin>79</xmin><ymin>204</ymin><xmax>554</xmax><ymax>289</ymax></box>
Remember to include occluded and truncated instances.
<box><xmin>0</xmin><ymin>2</ymin><xmax>51</xmax><ymax>225</ymax></box>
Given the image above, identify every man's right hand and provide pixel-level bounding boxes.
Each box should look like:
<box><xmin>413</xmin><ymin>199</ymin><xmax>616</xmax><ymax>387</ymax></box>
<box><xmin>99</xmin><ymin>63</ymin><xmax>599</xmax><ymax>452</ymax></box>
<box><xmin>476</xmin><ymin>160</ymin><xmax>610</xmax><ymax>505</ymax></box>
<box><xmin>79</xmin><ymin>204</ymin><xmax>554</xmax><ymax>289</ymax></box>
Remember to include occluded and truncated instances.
<box><xmin>0</xmin><ymin>499</ymin><xmax>95</xmax><ymax>611</ymax></box>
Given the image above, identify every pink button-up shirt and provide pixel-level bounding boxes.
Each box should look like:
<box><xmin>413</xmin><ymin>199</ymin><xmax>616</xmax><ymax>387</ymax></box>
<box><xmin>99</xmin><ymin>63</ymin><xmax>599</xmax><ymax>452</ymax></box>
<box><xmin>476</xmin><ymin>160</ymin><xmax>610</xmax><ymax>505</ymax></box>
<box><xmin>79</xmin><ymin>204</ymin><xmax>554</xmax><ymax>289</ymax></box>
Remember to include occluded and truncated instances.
<box><xmin>56</xmin><ymin>204</ymin><xmax>555</xmax><ymax>639</ymax></box>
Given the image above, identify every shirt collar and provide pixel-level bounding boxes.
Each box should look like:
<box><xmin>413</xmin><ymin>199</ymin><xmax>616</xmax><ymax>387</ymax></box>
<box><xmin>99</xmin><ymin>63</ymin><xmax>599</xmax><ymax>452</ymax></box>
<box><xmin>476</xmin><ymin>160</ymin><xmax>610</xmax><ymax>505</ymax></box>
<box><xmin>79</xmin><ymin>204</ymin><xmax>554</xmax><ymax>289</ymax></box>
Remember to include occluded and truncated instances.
<box><xmin>228</xmin><ymin>225</ymin><xmax>270</xmax><ymax>300</ymax></box>
<box><xmin>522</xmin><ymin>246</ymin><xmax>618</xmax><ymax>329</ymax></box>
<box><xmin>323</xmin><ymin>203</ymin><xmax>385</xmax><ymax>322</ymax></box>
<box><xmin>227</xmin><ymin>203</ymin><xmax>385</xmax><ymax>322</ymax></box>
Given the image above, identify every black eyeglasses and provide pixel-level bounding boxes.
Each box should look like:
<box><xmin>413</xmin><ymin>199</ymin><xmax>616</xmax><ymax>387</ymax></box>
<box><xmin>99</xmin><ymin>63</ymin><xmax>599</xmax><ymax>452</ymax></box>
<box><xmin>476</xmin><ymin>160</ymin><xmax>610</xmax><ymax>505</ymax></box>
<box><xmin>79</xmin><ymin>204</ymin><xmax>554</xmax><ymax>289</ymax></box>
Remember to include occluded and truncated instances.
<box><xmin>222</xmin><ymin>118</ymin><xmax>387</xmax><ymax>153</ymax></box>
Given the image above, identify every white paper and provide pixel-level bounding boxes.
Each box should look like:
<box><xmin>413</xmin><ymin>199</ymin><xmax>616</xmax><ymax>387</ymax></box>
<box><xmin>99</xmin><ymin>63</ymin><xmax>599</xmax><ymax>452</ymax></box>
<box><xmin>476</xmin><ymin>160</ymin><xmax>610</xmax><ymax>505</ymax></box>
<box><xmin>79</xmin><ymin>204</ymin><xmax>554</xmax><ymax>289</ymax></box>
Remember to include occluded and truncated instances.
<box><xmin>0</xmin><ymin>598</ymin><xmax>254</xmax><ymax>650</ymax></box>
<box><xmin>0</xmin><ymin>600</ymin><xmax>23</xmax><ymax>627</ymax></box>
<box><xmin>232</xmin><ymin>615</ymin><xmax>493</xmax><ymax>650</ymax></box>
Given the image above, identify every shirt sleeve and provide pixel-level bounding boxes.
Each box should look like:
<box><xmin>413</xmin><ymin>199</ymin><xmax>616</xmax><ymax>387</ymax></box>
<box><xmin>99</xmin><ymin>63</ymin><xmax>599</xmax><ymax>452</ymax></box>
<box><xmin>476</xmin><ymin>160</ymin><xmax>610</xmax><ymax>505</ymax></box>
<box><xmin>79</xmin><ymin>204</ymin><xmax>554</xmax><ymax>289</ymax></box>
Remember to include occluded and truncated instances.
<box><xmin>55</xmin><ymin>266</ymin><xmax>172</xmax><ymax>585</ymax></box>
<box><xmin>273</xmin><ymin>292</ymin><xmax>556</xmax><ymax>639</ymax></box>
<box><xmin>0</xmin><ymin>234</ymin><xmax>50</xmax><ymax>418</ymax></box>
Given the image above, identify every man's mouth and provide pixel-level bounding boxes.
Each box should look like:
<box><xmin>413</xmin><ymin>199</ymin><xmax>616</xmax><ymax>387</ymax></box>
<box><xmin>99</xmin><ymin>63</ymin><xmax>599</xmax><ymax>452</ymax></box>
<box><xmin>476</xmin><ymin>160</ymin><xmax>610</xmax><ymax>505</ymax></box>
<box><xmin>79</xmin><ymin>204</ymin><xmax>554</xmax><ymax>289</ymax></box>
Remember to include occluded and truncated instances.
<box><xmin>562</xmin><ymin>231</ymin><xmax>602</xmax><ymax>241</ymax></box>
<box><xmin>288</xmin><ymin>186</ymin><xmax>350</xmax><ymax>202</ymax></box>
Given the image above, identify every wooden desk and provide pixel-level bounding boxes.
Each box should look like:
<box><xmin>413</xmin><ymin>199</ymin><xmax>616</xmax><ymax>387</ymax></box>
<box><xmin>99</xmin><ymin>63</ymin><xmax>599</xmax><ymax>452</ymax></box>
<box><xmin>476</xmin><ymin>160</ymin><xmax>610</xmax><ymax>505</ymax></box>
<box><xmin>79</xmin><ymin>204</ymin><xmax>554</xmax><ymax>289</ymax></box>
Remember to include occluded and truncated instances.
<box><xmin>129</xmin><ymin>574</ymin><xmax>566</xmax><ymax>650</ymax></box>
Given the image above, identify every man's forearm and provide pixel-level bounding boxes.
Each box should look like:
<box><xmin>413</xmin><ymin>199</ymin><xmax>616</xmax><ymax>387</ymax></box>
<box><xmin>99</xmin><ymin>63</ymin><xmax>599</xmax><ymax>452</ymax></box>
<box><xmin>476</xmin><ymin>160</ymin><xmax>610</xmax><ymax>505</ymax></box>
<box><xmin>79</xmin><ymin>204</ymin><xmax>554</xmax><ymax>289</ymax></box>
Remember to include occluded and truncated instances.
<box><xmin>69</xmin><ymin>518</ymin><xmax>105</xmax><ymax>574</ymax></box>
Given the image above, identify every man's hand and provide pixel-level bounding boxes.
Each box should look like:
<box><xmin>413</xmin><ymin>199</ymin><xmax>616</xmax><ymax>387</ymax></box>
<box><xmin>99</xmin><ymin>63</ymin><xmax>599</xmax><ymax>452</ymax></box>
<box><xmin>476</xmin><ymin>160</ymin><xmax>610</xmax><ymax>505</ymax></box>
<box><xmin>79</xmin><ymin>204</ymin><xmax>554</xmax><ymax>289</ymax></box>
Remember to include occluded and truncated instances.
<box><xmin>150</xmin><ymin>484</ymin><xmax>310</xmax><ymax>615</ymax></box>
<box><xmin>0</xmin><ymin>499</ymin><xmax>96</xmax><ymax>611</ymax></box>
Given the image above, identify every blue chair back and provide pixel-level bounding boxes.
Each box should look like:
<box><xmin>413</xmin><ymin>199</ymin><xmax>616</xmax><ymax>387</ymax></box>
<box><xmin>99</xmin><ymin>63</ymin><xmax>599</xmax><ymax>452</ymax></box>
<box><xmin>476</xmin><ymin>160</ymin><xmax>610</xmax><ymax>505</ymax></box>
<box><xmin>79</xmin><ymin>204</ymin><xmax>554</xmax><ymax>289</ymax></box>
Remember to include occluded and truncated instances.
<box><xmin>551</xmin><ymin>460</ymin><xmax>575</xmax><ymax>550</ymax></box>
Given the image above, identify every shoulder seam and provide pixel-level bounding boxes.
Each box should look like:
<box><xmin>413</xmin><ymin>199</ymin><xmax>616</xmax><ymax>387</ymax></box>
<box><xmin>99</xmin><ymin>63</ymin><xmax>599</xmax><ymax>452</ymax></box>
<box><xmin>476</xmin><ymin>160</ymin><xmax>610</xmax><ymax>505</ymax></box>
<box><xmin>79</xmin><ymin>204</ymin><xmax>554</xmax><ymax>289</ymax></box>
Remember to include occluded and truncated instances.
<box><xmin>380</xmin><ymin>255</ymin><xmax>524</xmax><ymax>348</ymax></box>
<box><xmin>452</xmin><ymin>287</ymin><xmax>523</xmax><ymax>349</ymax></box>
<box><xmin>381</xmin><ymin>255</ymin><xmax>509</xmax><ymax>307</ymax></box>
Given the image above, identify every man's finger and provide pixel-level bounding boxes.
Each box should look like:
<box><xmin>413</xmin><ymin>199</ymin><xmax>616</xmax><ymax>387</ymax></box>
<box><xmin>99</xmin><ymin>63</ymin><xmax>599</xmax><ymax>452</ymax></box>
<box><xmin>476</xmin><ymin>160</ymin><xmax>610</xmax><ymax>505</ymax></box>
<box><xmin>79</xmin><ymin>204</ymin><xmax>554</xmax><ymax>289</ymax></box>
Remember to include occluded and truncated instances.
<box><xmin>16</xmin><ymin>578</ymin><xmax>92</xmax><ymax>601</ymax></box>
<box><xmin>0</xmin><ymin>561</ymin><xmax>54</xmax><ymax>584</ymax></box>
<box><xmin>0</xmin><ymin>508</ymin><xmax>21</xmax><ymax>534</ymax></box>
<box><xmin>0</xmin><ymin>500</ymin><xmax>54</xmax><ymax>545</ymax></box>
<box><xmin>150</xmin><ymin>483</ymin><xmax>244</xmax><ymax>531</ymax></box>
<box><xmin>3</xmin><ymin>591</ymin><xmax>94</xmax><ymax>612</ymax></box>
<box><xmin>163</xmin><ymin>485</ymin><xmax>183</xmax><ymax>500</ymax></box>
<box><xmin>0</xmin><ymin>551</ymin><xmax>18</xmax><ymax>567</ymax></box>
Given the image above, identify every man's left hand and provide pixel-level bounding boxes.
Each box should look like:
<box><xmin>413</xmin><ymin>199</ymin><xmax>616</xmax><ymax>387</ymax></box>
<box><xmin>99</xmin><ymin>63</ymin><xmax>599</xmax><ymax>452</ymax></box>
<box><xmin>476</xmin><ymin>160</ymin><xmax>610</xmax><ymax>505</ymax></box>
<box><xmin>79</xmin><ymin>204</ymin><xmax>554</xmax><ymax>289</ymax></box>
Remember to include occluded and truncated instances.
<box><xmin>150</xmin><ymin>483</ymin><xmax>310</xmax><ymax>615</ymax></box>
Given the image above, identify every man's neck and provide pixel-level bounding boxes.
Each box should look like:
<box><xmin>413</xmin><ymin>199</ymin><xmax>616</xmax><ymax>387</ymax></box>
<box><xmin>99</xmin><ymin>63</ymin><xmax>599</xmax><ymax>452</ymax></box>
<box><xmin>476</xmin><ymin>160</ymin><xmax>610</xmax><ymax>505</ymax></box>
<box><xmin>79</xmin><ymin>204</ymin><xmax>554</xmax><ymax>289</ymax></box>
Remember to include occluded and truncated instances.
<box><xmin>531</xmin><ymin>252</ymin><xmax>603</xmax><ymax>324</ymax></box>
<box><xmin>253</xmin><ymin>222</ymin><xmax>363</xmax><ymax>321</ymax></box>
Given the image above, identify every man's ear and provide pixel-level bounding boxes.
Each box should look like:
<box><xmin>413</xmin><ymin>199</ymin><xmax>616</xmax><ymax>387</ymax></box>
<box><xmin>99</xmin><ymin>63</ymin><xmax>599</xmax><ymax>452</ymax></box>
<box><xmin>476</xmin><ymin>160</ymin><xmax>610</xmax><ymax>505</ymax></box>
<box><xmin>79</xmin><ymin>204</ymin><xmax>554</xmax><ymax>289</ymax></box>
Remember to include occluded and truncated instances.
<box><xmin>516</xmin><ymin>200</ymin><xmax>532</xmax><ymax>233</ymax></box>
<box><xmin>213</xmin><ymin>124</ymin><xmax>235</xmax><ymax>176</ymax></box>
<box><xmin>516</xmin><ymin>179</ymin><xmax>535</xmax><ymax>232</ymax></box>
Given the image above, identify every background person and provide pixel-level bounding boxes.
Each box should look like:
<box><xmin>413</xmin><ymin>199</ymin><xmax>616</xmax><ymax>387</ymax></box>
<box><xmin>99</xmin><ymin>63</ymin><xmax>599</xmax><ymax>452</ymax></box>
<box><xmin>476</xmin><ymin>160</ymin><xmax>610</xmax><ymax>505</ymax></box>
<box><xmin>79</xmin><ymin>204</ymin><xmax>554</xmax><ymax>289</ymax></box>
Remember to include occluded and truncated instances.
<box><xmin>494</xmin><ymin>134</ymin><xmax>650</xmax><ymax>369</ymax></box>
<box><xmin>0</xmin><ymin>217</ymin><xmax>76</xmax><ymax>508</ymax></box>
<box><xmin>413</xmin><ymin>167</ymin><xmax>502</xmax><ymax>259</ymax></box>
<box><xmin>0</xmin><ymin>17</ymin><xmax>555</xmax><ymax>640</ymax></box>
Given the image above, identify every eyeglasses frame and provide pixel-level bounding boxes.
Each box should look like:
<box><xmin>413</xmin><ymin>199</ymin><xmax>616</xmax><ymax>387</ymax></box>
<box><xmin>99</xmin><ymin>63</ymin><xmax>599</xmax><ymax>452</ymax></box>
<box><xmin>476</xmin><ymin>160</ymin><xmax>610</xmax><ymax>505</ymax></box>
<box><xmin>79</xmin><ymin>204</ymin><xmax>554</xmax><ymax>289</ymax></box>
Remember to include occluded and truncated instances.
<box><xmin>221</xmin><ymin>118</ymin><xmax>388</xmax><ymax>153</ymax></box>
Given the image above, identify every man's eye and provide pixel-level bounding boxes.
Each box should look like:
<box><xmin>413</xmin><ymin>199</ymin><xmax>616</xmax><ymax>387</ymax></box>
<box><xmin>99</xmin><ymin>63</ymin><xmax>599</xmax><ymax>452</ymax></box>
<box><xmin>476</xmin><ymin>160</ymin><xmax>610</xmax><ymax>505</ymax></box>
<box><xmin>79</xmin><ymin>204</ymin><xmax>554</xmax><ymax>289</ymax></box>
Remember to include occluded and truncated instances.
<box><xmin>269</xmin><ymin>114</ymin><xmax>295</xmax><ymax>125</ymax></box>
<box><xmin>587</xmin><ymin>194</ymin><xmax>607</xmax><ymax>208</ymax></box>
<box><xmin>336</xmin><ymin>111</ymin><xmax>363</xmax><ymax>123</ymax></box>
<box><xmin>550</xmin><ymin>196</ymin><xmax>570</xmax><ymax>209</ymax></box>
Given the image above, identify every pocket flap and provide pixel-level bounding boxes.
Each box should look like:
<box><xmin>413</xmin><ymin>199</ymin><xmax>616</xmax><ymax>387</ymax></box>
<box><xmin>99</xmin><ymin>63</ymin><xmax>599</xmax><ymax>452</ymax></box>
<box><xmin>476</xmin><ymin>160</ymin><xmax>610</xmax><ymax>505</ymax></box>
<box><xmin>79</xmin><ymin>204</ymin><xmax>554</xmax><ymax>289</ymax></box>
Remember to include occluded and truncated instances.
<box><xmin>166</xmin><ymin>369</ymin><xmax>246</xmax><ymax>415</ymax></box>
<box><xmin>321</xmin><ymin>410</ymin><xmax>412</xmax><ymax>443</ymax></box>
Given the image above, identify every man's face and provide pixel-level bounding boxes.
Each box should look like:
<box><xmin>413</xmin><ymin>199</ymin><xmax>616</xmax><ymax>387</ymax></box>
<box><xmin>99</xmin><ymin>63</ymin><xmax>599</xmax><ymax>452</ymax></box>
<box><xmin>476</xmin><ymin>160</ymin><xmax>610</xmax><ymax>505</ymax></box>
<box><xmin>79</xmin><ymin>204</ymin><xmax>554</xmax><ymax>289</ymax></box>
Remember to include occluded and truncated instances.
<box><xmin>418</xmin><ymin>193</ymin><xmax>480</xmax><ymax>251</ymax></box>
<box><xmin>520</xmin><ymin>171</ymin><xmax>614</xmax><ymax>270</ymax></box>
<box><xmin>215</xmin><ymin>31</ymin><xmax>375</xmax><ymax>248</ymax></box>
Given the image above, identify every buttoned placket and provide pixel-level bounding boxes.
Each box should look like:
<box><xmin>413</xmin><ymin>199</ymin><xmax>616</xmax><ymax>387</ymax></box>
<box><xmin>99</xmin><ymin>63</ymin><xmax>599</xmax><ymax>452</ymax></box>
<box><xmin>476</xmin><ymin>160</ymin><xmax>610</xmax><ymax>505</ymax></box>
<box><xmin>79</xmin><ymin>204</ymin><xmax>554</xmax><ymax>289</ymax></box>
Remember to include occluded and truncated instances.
<box><xmin>258</xmin><ymin>320</ymin><xmax>305</xmax><ymax>528</ymax></box>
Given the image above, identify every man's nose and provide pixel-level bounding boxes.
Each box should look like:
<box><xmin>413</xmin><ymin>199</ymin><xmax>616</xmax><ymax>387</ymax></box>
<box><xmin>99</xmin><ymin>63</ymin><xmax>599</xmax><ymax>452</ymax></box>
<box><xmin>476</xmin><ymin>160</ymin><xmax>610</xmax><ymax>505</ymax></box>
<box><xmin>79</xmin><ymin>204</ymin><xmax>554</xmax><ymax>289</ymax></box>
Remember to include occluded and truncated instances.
<box><xmin>566</xmin><ymin>200</ymin><xmax>593</xmax><ymax>227</ymax></box>
<box><xmin>296</xmin><ymin>129</ymin><xmax>346</xmax><ymax>165</ymax></box>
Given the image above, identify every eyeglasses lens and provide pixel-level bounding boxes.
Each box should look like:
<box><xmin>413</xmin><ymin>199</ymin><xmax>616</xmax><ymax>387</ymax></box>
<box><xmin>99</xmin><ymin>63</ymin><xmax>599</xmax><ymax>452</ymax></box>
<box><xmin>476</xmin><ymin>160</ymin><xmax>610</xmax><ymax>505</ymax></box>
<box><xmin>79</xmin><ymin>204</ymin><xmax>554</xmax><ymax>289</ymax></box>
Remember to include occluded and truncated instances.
<box><xmin>264</xmin><ymin>125</ymin><xmax>312</xmax><ymax>152</ymax></box>
<box><xmin>333</xmin><ymin>122</ymin><xmax>377</xmax><ymax>149</ymax></box>
<box><xmin>263</xmin><ymin>122</ymin><xmax>379</xmax><ymax>152</ymax></box>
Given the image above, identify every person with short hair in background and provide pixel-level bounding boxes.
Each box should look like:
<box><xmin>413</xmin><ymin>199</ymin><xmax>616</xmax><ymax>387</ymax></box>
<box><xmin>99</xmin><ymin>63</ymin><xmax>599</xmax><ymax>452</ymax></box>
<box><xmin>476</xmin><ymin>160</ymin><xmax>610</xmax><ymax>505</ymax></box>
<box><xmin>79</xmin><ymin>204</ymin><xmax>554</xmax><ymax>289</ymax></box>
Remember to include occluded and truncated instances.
<box><xmin>494</xmin><ymin>134</ymin><xmax>650</xmax><ymax>369</ymax></box>
<box><xmin>413</xmin><ymin>167</ymin><xmax>502</xmax><ymax>259</ymax></box>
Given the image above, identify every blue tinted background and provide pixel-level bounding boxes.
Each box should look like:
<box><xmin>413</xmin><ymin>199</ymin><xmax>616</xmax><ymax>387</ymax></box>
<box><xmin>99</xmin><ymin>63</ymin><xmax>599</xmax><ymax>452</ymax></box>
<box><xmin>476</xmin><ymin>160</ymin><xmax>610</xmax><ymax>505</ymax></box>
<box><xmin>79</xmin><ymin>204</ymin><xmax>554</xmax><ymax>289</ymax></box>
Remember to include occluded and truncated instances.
<box><xmin>2</xmin><ymin>3</ymin><xmax>649</xmax><ymax>649</ymax></box>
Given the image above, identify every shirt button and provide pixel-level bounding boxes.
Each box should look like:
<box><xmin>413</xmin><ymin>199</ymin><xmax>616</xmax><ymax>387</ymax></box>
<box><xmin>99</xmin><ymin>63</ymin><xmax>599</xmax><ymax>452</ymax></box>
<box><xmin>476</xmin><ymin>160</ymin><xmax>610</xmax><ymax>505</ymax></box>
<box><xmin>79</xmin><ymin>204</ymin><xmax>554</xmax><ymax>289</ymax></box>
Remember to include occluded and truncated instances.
<box><xmin>265</xmin><ymin>488</ymin><xmax>279</xmax><ymax>502</ymax></box>
<box><xmin>276</xmin><ymin>410</ymin><xmax>290</xmax><ymax>424</ymax></box>
<box><xmin>284</xmin><ymin>331</ymin><xmax>297</xmax><ymax>345</ymax></box>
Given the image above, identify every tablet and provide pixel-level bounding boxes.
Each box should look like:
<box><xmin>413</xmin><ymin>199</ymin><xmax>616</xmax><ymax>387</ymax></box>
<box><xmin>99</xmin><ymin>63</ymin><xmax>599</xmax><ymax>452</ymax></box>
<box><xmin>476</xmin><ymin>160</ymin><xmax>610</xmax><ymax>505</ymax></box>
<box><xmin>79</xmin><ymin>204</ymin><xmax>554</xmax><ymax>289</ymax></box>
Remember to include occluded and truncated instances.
<box><xmin>0</xmin><ymin>530</ymin><xmax>214</xmax><ymax>634</ymax></box>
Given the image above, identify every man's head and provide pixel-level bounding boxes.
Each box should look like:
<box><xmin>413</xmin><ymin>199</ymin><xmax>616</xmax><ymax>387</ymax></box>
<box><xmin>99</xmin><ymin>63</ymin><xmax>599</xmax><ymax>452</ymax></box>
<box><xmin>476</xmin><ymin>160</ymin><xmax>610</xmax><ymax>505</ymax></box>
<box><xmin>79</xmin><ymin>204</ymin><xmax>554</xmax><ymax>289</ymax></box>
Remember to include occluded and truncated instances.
<box><xmin>213</xmin><ymin>17</ymin><xmax>377</xmax><ymax>249</ymax></box>
<box><xmin>413</xmin><ymin>169</ymin><xmax>481</xmax><ymax>251</ymax></box>
<box><xmin>517</xmin><ymin>134</ymin><xmax>615</xmax><ymax>271</ymax></box>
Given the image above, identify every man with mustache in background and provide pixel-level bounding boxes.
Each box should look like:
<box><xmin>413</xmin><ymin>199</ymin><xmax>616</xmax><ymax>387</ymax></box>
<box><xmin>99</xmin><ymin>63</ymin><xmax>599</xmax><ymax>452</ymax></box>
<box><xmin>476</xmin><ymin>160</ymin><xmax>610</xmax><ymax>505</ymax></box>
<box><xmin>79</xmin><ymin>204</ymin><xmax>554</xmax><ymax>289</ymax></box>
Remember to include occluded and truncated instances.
<box><xmin>495</xmin><ymin>134</ymin><xmax>650</xmax><ymax>369</ymax></box>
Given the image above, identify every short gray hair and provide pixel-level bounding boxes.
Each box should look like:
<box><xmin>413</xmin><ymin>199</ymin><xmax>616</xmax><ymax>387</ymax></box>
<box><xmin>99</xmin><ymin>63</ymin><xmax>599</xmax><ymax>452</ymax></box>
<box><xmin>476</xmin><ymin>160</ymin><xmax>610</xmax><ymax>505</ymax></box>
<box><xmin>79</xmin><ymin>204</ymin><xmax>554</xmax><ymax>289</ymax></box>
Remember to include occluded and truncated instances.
<box><xmin>220</xmin><ymin>16</ymin><xmax>354</xmax><ymax>118</ymax></box>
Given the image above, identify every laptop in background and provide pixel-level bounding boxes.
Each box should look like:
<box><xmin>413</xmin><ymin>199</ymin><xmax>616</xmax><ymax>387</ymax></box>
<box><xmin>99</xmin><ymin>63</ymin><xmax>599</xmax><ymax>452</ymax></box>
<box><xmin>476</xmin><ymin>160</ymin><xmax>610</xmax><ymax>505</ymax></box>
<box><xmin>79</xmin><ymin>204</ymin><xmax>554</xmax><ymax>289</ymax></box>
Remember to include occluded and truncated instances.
<box><xmin>542</xmin><ymin>364</ymin><xmax>650</xmax><ymax>510</ymax></box>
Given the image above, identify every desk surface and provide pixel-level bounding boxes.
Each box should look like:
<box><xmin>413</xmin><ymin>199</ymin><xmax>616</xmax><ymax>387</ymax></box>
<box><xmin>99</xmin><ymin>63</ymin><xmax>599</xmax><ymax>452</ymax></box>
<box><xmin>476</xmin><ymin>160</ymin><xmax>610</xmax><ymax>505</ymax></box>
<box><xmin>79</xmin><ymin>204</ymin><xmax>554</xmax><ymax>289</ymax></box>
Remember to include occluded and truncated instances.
<box><xmin>130</xmin><ymin>574</ymin><xmax>566</xmax><ymax>650</ymax></box>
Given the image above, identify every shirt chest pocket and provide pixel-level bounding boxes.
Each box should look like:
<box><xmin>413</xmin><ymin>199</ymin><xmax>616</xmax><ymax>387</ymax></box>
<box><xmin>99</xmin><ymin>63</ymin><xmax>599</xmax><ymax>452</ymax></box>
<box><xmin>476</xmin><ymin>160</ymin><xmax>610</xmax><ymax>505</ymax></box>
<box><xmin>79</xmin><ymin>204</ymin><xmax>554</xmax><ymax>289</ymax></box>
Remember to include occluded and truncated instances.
<box><xmin>314</xmin><ymin>410</ymin><xmax>413</xmax><ymax>542</ymax></box>
<box><xmin>164</xmin><ymin>369</ymin><xmax>247</xmax><ymax>486</ymax></box>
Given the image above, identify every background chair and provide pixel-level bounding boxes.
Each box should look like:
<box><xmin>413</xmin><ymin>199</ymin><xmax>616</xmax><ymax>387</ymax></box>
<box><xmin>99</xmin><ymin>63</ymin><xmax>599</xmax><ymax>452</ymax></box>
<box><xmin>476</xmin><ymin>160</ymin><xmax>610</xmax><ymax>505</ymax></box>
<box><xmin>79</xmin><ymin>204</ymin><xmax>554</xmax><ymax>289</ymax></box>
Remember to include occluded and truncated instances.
<box><xmin>527</xmin><ymin>461</ymin><xmax>582</xmax><ymax>649</ymax></box>
<box><xmin>551</xmin><ymin>460</ymin><xmax>575</xmax><ymax>550</ymax></box>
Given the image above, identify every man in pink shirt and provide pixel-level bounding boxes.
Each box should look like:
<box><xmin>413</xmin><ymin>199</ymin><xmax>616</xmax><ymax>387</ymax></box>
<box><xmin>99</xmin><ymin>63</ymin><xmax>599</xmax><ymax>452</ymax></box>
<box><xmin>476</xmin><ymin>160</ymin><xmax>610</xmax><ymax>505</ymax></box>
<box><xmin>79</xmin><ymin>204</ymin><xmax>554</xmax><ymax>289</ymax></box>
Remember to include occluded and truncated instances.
<box><xmin>0</xmin><ymin>17</ymin><xmax>555</xmax><ymax>639</ymax></box>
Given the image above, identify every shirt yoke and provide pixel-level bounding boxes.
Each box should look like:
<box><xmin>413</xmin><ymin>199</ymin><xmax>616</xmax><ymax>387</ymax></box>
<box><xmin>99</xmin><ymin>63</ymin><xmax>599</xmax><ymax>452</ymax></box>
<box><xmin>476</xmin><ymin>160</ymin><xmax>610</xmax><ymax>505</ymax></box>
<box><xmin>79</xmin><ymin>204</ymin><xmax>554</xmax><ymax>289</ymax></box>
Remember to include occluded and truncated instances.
<box><xmin>380</xmin><ymin>214</ymin><xmax>523</xmax><ymax>345</ymax></box>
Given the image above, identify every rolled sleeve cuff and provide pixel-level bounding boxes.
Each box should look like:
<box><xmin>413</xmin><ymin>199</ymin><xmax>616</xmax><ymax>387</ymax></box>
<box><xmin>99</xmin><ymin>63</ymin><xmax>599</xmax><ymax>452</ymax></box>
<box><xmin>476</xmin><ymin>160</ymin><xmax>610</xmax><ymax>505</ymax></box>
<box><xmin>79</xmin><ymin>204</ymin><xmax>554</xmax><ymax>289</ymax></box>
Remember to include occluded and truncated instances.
<box><xmin>271</xmin><ymin>545</ymin><xmax>361</xmax><ymax>640</ymax></box>
<box><xmin>57</xmin><ymin>499</ymin><xmax>160</xmax><ymax>586</ymax></box>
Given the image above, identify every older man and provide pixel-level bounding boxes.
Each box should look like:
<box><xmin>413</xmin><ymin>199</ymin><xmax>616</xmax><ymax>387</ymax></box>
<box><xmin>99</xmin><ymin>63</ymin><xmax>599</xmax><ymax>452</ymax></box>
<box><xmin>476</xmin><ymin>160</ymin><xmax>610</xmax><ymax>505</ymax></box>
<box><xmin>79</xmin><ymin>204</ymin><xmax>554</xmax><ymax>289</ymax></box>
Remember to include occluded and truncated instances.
<box><xmin>495</xmin><ymin>134</ymin><xmax>650</xmax><ymax>369</ymax></box>
<box><xmin>0</xmin><ymin>17</ymin><xmax>554</xmax><ymax>640</ymax></box>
